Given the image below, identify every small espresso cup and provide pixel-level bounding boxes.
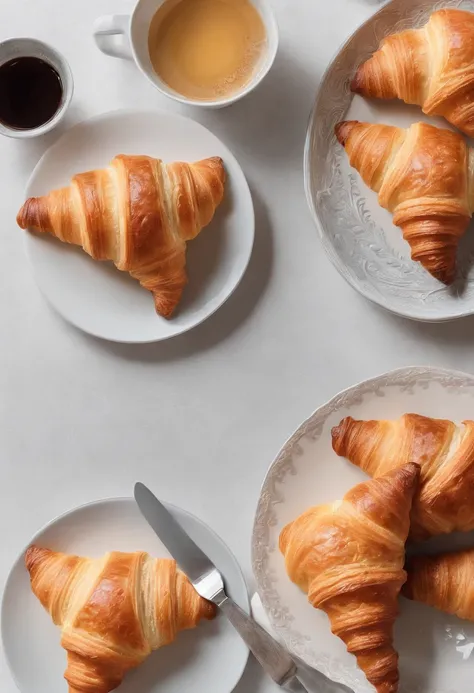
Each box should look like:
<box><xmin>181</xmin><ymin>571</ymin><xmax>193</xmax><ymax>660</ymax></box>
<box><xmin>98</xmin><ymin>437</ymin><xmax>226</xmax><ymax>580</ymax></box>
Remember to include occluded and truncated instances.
<box><xmin>93</xmin><ymin>0</ymin><xmax>278</xmax><ymax>109</ymax></box>
<box><xmin>0</xmin><ymin>38</ymin><xmax>73</xmax><ymax>139</ymax></box>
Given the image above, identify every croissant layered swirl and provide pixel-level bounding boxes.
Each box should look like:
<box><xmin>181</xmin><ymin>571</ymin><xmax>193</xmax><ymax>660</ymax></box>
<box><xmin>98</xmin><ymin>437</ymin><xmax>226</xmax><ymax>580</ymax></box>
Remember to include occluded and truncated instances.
<box><xmin>25</xmin><ymin>546</ymin><xmax>216</xmax><ymax>693</ymax></box>
<box><xmin>17</xmin><ymin>154</ymin><xmax>226</xmax><ymax>318</ymax></box>
<box><xmin>280</xmin><ymin>463</ymin><xmax>420</xmax><ymax>693</ymax></box>
<box><xmin>351</xmin><ymin>9</ymin><xmax>474</xmax><ymax>137</ymax></box>
<box><xmin>335</xmin><ymin>120</ymin><xmax>474</xmax><ymax>284</ymax></box>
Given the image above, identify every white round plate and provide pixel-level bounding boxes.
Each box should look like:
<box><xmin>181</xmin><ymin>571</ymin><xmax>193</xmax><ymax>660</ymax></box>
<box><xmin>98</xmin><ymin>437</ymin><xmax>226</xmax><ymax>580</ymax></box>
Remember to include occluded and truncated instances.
<box><xmin>23</xmin><ymin>110</ymin><xmax>255</xmax><ymax>342</ymax></box>
<box><xmin>305</xmin><ymin>0</ymin><xmax>474</xmax><ymax>322</ymax></box>
<box><xmin>2</xmin><ymin>498</ymin><xmax>249</xmax><ymax>693</ymax></box>
<box><xmin>252</xmin><ymin>366</ymin><xmax>474</xmax><ymax>693</ymax></box>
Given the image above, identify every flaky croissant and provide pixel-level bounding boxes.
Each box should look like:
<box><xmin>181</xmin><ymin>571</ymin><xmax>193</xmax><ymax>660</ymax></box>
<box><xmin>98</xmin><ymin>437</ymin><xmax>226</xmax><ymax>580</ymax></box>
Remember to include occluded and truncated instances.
<box><xmin>352</xmin><ymin>9</ymin><xmax>474</xmax><ymax>137</ymax></box>
<box><xmin>403</xmin><ymin>548</ymin><xmax>474</xmax><ymax>620</ymax></box>
<box><xmin>25</xmin><ymin>546</ymin><xmax>216</xmax><ymax>693</ymax></box>
<box><xmin>332</xmin><ymin>414</ymin><xmax>474</xmax><ymax>540</ymax></box>
<box><xmin>335</xmin><ymin>120</ymin><xmax>473</xmax><ymax>283</ymax></box>
<box><xmin>280</xmin><ymin>463</ymin><xmax>420</xmax><ymax>693</ymax></box>
<box><xmin>17</xmin><ymin>154</ymin><xmax>226</xmax><ymax>318</ymax></box>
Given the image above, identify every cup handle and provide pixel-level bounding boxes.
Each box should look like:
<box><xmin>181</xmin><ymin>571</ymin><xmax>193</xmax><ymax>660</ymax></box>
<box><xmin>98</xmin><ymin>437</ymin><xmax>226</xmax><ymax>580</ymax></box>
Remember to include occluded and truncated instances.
<box><xmin>93</xmin><ymin>15</ymin><xmax>132</xmax><ymax>60</ymax></box>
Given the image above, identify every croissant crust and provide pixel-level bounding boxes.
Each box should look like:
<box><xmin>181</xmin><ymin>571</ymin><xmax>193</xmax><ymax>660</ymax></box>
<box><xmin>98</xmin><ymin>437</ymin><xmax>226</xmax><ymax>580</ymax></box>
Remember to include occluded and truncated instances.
<box><xmin>17</xmin><ymin>155</ymin><xmax>226</xmax><ymax>318</ymax></box>
<box><xmin>332</xmin><ymin>413</ymin><xmax>474</xmax><ymax>539</ymax></box>
<box><xmin>351</xmin><ymin>8</ymin><xmax>474</xmax><ymax>137</ymax></box>
<box><xmin>403</xmin><ymin>548</ymin><xmax>474</xmax><ymax>621</ymax></box>
<box><xmin>335</xmin><ymin>120</ymin><xmax>473</xmax><ymax>283</ymax></box>
<box><xmin>280</xmin><ymin>463</ymin><xmax>420</xmax><ymax>693</ymax></box>
<box><xmin>25</xmin><ymin>546</ymin><xmax>216</xmax><ymax>693</ymax></box>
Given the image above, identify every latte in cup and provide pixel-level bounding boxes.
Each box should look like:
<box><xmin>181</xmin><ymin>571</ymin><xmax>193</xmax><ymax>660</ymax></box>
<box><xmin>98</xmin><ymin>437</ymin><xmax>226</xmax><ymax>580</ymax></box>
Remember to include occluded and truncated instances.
<box><xmin>148</xmin><ymin>0</ymin><xmax>267</xmax><ymax>101</ymax></box>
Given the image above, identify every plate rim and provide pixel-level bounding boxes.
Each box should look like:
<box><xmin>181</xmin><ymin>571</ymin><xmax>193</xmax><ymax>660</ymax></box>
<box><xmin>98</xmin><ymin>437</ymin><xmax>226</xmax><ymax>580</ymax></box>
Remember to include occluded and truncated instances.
<box><xmin>22</xmin><ymin>108</ymin><xmax>255</xmax><ymax>344</ymax></box>
<box><xmin>251</xmin><ymin>364</ymin><xmax>474</xmax><ymax>683</ymax></box>
<box><xmin>303</xmin><ymin>0</ymin><xmax>474</xmax><ymax>323</ymax></box>
<box><xmin>1</xmin><ymin>495</ymin><xmax>250</xmax><ymax>693</ymax></box>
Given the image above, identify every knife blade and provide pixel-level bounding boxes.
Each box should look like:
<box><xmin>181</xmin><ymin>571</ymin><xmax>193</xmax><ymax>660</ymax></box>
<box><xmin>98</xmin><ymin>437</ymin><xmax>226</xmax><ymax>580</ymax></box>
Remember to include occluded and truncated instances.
<box><xmin>134</xmin><ymin>482</ymin><xmax>218</xmax><ymax>588</ymax></box>
<box><xmin>133</xmin><ymin>483</ymin><xmax>351</xmax><ymax>693</ymax></box>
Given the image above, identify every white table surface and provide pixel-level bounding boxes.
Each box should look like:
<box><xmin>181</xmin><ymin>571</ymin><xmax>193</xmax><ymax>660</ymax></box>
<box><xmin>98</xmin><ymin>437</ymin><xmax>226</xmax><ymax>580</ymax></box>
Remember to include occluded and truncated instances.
<box><xmin>3</xmin><ymin>1</ymin><xmax>474</xmax><ymax>691</ymax></box>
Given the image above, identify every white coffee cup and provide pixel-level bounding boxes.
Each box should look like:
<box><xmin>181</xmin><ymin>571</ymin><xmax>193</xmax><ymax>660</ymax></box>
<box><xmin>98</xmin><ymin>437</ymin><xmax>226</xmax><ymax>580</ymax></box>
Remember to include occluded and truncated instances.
<box><xmin>0</xmin><ymin>38</ymin><xmax>73</xmax><ymax>139</ymax></box>
<box><xmin>93</xmin><ymin>0</ymin><xmax>278</xmax><ymax>109</ymax></box>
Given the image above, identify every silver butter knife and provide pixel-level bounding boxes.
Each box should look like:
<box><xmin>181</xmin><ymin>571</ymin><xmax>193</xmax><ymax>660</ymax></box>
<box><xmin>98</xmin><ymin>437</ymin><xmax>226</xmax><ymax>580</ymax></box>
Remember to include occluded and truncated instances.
<box><xmin>134</xmin><ymin>482</ymin><xmax>308</xmax><ymax>692</ymax></box>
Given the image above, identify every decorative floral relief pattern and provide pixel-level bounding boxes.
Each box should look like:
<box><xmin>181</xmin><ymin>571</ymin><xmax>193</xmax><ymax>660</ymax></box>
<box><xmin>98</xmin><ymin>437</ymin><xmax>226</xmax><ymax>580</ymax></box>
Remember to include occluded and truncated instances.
<box><xmin>252</xmin><ymin>367</ymin><xmax>474</xmax><ymax>693</ymax></box>
<box><xmin>304</xmin><ymin>0</ymin><xmax>474</xmax><ymax>321</ymax></box>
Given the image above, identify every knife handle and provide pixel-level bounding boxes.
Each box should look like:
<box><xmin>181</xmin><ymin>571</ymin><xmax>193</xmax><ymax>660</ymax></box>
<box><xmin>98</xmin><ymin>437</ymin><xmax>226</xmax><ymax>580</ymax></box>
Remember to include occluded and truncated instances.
<box><xmin>216</xmin><ymin>594</ymin><xmax>308</xmax><ymax>691</ymax></box>
<box><xmin>283</xmin><ymin>676</ymin><xmax>312</xmax><ymax>693</ymax></box>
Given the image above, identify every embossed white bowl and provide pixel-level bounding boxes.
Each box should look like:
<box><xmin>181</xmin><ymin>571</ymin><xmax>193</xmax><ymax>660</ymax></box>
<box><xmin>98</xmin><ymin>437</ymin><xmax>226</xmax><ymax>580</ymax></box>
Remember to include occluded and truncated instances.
<box><xmin>304</xmin><ymin>0</ymin><xmax>474</xmax><ymax>322</ymax></box>
<box><xmin>252</xmin><ymin>366</ymin><xmax>474</xmax><ymax>693</ymax></box>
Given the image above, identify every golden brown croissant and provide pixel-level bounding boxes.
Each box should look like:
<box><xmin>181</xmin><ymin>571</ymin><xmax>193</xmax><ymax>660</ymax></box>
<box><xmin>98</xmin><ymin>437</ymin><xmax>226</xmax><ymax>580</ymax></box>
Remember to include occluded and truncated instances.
<box><xmin>335</xmin><ymin>120</ymin><xmax>473</xmax><ymax>283</ymax></box>
<box><xmin>17</xmin><ymin>154</ymin><xmax>226</xmax><ymax>318</ymax></box>
<box><xmin>280</xmin><ymin>463</ymin><xmax>420</xmax><ymax>693</ymax></box>
<box><xmin>25</xmin><ymin>546</ymin><xmax>216</xmax><ymax>693</ymax></box>
<box><xmin>403</xmin><ymin>548</ymin><xmax>474</xmax><ymax>620</ymax></box>
<box><xmin>332</xmin><ymin>414</ymin><xmax>474</xmax><ymax>540</ymax></box>
<box><xmin>352</xmin><ymin>9</ymin><xmax>474</xmax><ymax>137</ymax></box>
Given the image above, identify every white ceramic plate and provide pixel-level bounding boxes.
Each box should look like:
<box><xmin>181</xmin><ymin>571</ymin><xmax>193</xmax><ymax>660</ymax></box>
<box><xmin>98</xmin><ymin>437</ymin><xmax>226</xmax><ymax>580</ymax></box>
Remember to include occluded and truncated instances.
<box><xmin>252</xmin><ymin>366</ymin><xmax>474</xmax><ymax>693</ymax></box>
<box><xmin>305</xmin><ymin>0</ymin><xmax>474</xmax><ymax>322</ymax></box>
<box><xmin>2</xmin><ymin>498</ymin><xmax>249</xmax><ymax>693</ymax></box>
<box><xmin>22</xmin><ymin>110</ymin><xmax>255</xmax><ymax>342</ymax></box>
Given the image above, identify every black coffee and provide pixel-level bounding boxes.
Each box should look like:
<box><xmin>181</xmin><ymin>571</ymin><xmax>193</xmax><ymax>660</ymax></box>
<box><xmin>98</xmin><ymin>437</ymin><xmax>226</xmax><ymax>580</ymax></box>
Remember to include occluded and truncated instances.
<box><xmin>0</xmin><ymin>57</ymin><xmax>63</xmax><ymax>130</ymax></box>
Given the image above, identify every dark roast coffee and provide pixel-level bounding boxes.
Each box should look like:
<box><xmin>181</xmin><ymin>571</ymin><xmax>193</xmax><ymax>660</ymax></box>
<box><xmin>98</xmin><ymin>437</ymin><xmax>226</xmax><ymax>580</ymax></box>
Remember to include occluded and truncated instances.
<box><xmin>0</xmin><ymin>57</ymin><xmax>63</xmax><ymax>130</ymax></box>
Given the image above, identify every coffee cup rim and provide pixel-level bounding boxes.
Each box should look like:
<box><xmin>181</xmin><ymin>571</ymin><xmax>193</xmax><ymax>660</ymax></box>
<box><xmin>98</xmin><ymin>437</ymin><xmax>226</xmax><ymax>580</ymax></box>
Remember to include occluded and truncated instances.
<box><xmin>130</xmin><ymin>0</ymin><xmax>279</xmax><ymax>108</ymax></box>
<box><xmin>0</xmin><ymin>37</ymin><xmax>74</xmax><ymax>139</ymax></box>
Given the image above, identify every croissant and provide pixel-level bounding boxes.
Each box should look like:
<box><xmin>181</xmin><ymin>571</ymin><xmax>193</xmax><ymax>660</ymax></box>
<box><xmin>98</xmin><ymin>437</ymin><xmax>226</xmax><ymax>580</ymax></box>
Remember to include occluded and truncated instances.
<box><xmin>351</xmin><ymin>9</ymin><xmax>474</xmax><ymax>137</ymax></box>
<box><xmin>280</xmin><ymin>463</ymin><xmax>420</xmax><ymax>693</ymax></box>
<box><xmin>332</xmin><ymin>414</ymin><xmax>474</xmax><ymax>540</ymax></box>
<box><xmin>335</xmin><ymin>120</ymin><xmax>473</xmax><ymax>283</ymax></box>
<box><xmin>403</xmin><ymin>548</ymin><xmax>474</xmax><ymax>620</ymax></box>
<box><xmin>16</xmin><ymin>154</ymin><xmax>226</xmax><ymax>318</ymax></box>
<box><xmin>25</xmin><ymin>546</ymin><xmax>216</xmax><ymax>693</ymax></box>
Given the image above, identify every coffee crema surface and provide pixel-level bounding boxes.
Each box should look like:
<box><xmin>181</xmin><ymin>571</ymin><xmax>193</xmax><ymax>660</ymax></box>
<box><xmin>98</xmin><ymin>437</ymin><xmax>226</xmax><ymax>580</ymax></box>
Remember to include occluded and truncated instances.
<box><xmin>148</xmin><ymin>0</ymin><xmax>267</xmax><ymax>100</ymax></box>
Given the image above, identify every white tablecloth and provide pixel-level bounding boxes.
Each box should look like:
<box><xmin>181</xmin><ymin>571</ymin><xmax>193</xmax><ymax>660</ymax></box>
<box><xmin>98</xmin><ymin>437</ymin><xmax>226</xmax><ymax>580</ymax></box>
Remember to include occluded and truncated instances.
<box><xmin>2</xmin><ymin>1</ymin><xmax>473</xmax><ymax>691</ymax></box>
